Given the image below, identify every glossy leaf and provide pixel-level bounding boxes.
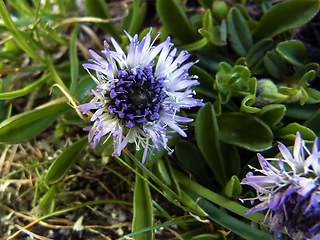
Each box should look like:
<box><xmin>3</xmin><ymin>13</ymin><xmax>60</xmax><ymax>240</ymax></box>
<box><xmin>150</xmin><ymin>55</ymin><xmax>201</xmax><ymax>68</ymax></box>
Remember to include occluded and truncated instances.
<box><xmin>257</xmin><ymin>104</ymin><xmax>286</xmax><ymax>128</ymax></box>
<box><xmin>156</xmin><ymin>0</ymin><xmax>201</xmax><ymax>44</ymax></box>
<box><xmin>276</xmin><ymin>40</ymin><xmax>308</xmax><ymax>65</ymax></box>
<box><xmin>253</xmin><ymin>0</ymin><xmax>320</xmax><ymax>40</ymax></box>
<box><xmin>45</xmin><ymin>137</ymin><xmax>88</xmax><ymax>185</ymax></box>
<box><xmin>178</xmin><ymin>36</ymin><xmax>208</xmax><ymax>51</ymax></box>
<box><xmin>305</xmin><ymin>87</ymin><xmax>320</xmax><ymax>104</ymax></box>
<box><xmin>202</xmin><ymin>9</ymin><xmax>213</xmax><ymax>31</ymax></box>
<box><xmin>195</xmin><ymin>103</ymin><xmax>227</xmax><ymax>186</ymax></box>
<box><xmin>276</xmin><ymin>122</ymin><xmax>316</xmax><ymax>141</ymax></box>
<box><xmin>217</xmin><ymin>112</ymin><xmax>273</xmax><ymax>151</ymax></box>
<box><xmin>241</xmin><ymin>95</ymin><xmax>260</xmax><ymax>113</ymax></box>
<box><xmin>222</xmin><ymin>175</ymin><xmax>242</xmax><ymax>198</ymax></box>
<box><xmin>299</xmin><ymin>69</ymin><xmax>317</xmax><ymax>86</ymax></box>
<box><xmin>0</xmin><ymin>102</ymin><xmax>69</xmax><ymax>143</ymax></box>
<box><xmin>132</xmin><ymin>166</ymin><xmax>154</xmax><ymax>240</ymax></box>
<box><xmin>227</xmin><ymin>7</ymin><xmax>253</xmax><ymax>56</ymax></box>
<box><xmin>285</xmin><ymin>102</ymin><xmax>318</xmax><ymax>120</ymax></box>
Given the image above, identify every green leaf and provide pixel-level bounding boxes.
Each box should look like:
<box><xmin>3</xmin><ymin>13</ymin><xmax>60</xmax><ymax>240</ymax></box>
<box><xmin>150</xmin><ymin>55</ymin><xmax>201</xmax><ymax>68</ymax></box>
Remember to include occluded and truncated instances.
<box><xmin>197</xmin><ymin>0</ymin><xmax>213</xmax><ymax>9</ymax></box>
<box><xmin>189</xmin><ymin>65</ymin><xmax>217</xmax><ymax>99</ymax></box>
<box><xmin>304</xmin><ymin>108</ymin><xmax>320</xmax><ymax>136</ymax></box>
<box><xmin>84</xmin><ymin>0</ymin><xmax>120</xmax><ymax>41</ymax></box>
<box><xmin>69</xmin><ymin>24</ymin><xmax>79</xmax><ymax>94</ymax></box>
<box><xmin>276</xmin><ymin>122</ymin><xmax>316</xmax><ymax>142</ymax></box>
<box><xmin>257</xmin><ymin>104</ymin><xmax>286</xmax><ymax>128</ymax></box>
<box><xmin>212</xmin><ymin>21</ymin><xmax>227</xmax><ymax>46</ymax></box>
<box><xmin>305</xmin><ymin>87</ymin><xmax>320</xmax><ymax>104</ymax></box>
<box><xmin>0</xmin><ymin>1</ymin><xmax>44</xmax><ymax>63</ymax></box>
<box><xmin>75</xmin><ymin>75</ymin><xmax>97</xmax><ymax>101</ymax></box>
<box><xmin>276</xmin><ymin>40</ymin><xmax>308</xmax><ymax>65</ymax></box>
<box><xmin>195</xmin><ymin>103</ymin><xmax>227</xmax><ymax>186</ymax></box>
<box><xmin>215</xmin><ymin>62</ymin><xmax>257</xmax><ymax>104</ymax></box>
<box><xmin>222</xmin><ymin>176</ymin><xmax>242</xmax><ymax>198</ymax></box>
<box><xmin>197</xmin><ymin>48</ymin><xmax>233</xmax><ymax>72</ymax></box>
<box><xmin>202</xmin><ymin>9</ymin><xmax>213</xmax><ymax>31</ymax></box>
<box><xmin>199</xmin><ymin>198</ymin><xmax>276</xmax><ymax>240</ymax></box>
<box><xmin>262</xmin><ymin>1</ymin><xmax>272</xmax><ymax>13</ymax></box>
<box><xmin>45</xmin><ymin>137</ymin><xmax>88</xmax><ymax>185</ymax></box>
<box><xmin>175</xmin><ymin>174</ymin><xmax>276</xmax><ymax>239</ymax></box>
<box><xmin>39</xmin><ymin>186</ymin><xmax>56</xmax><ymax>215</ymax></box>
<box><xmin>227</xmin><ymin>7</ymin><xmax>253</xmax><ymax>56</ymax></box>
<box><xmin>299</xmin><ymin>70</ymin><xmax>317</xmax><ymax>86</ymax></box>
<box><xmin>263</xmin><ymin>50</ymin><xmax>288</xmax><ymax>80</ymax></box>
<box><xmin>148</xmin><ymin>132</ymin><xmax>180</xmax><ymax>163</ymax></box>
<box><xmin>253</xmin><ymin>0</ymin><xmax>320</xmax><ymax>41</ymax></box>
<box><xmin>174</xmin><ymin>170</ymin><xmax>265</xmax><ymax>223</ymax></box>
<box><xmin>0</xmin><ymin>102</ymin><xmax>69</xmax><ymax>143</ymax></box>
<box><xmin>0</xmin><ymin>74</ymin><xmax>49</xmax><ymax>100</ymax></box>
<box><xmin>178</xmin><ymin>36</ymin><xmax>208</xmax><ymax>51</ymax></box>
<box><xmin>221</xmin><ymin>142</ymin><xmax>241</xmax><ymax>177</ymax></box>
<box><xmin>241</xmin><ymin>95</ymin><xmax>260</xmax><ymax>113</ymax></box>
<box><xmin>285</xmin><ymin>102</ymin><xmax>318</xmax><ymax>120</ymax></box>
<box><xmin>156</xmin><ymin>0</ymin><xmax>201</xmax><ymax>44</ymax></box>
<box><xmin>8</xmin><ymin>0</ymin><xmax>35</xmax><ymax>16</ymax></box>
<box><xmin>175</xmin><ymin>140</ymin><xmax>212</xmax><ymax>185</ymax></box>
<box><xmin>201</xmin><ymin>9</ymin><xmax>227</xmax><ymax>46</ymax></box>
<box><xmin>150</xmin><ymin>157</ymin><xmax>180</xmax><ymax>195</ymax></box>
<box><xmin>124</xmin><ymin>0</ymin><xmax>147</xmax><ymax>37</ymax></box>
<box><xmin>189</xmin><ymin>65</ymin><xmax>214</xmax><ymax>90</ymax></box>
<box><xmin>217</xmin><ymin>112</ymin><xmax>273</xmax><ymax>151</ymax></box>
<box><xmin>132</xmin><ymin>166</ymin><xmax>154</xmax><ymax>240</ymax></box>
<box><xmin>247</xmin><ymin>38</ymin><xmax>274</xmax><ymax>68</ymax></box>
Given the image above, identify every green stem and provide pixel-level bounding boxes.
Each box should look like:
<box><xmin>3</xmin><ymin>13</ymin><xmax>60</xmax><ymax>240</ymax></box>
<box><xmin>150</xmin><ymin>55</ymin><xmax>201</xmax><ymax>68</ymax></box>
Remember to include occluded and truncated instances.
<box><xmin>174</xmin><ymin>169</ymin><xmax>265</xmax><ymax>223</ymax></box>
<box><xmin>37</xmin><ymin>199</ymin><xmax>132</xmax><ymax>222</ymax></box>
<box><xmin>45</xmin><ymin>54</ymin><xmax>69</xmax><ymax>93</ymax></box>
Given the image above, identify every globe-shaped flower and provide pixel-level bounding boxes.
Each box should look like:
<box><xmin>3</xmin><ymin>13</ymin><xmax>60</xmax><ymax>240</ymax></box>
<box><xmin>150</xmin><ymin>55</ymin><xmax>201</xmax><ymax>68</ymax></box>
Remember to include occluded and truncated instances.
<box><xmin>77</xmin><ymin>31</ymin><xmax>203</xmax><ymax>163</ymax></box>
<box><xmin>241</xmin><ymin>132</ymin><xmax>320</xmax><ymax>239</ymax></box>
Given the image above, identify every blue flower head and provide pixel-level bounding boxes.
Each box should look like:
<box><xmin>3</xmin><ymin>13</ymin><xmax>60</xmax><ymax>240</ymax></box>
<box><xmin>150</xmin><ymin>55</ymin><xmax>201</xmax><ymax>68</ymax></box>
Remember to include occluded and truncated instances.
<box><xmin>242</xmin><ymin>132</ymin><xmax>320</xmax><ymax>240</ymax></box>
<box><xmin>77</xmin><ymin>30</ymin><xmax>203</xmax><ymax>163</ymax></box>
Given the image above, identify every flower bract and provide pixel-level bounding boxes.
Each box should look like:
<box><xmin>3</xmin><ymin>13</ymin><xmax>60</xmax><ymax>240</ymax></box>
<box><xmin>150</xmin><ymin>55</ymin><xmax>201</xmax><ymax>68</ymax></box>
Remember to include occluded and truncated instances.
<box><xmin>77</xmin><ymin>30</ymin><xmax>203</xmax><ymax>163</ymax></box>
<box><xmin>242</xmin><ymin>132</ymin><xmax>320</xmax><ymax>240</ymax></box>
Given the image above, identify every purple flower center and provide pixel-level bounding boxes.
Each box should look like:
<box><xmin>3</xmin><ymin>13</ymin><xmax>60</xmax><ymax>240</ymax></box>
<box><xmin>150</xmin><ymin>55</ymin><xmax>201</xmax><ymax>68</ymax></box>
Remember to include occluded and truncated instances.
<box><xmin>107</xmin><ymin>61</ymin><xmax>166</xmax><ymax>128</ymax></box>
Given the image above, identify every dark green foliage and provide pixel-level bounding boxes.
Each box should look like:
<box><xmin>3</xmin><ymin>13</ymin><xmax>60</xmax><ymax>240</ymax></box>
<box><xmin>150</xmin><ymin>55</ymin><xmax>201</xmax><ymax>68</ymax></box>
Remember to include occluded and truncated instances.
<box><xmin>1</xmin><ymin>0</ymin><xmax>320</xmax><ymax>239</ymax></box>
